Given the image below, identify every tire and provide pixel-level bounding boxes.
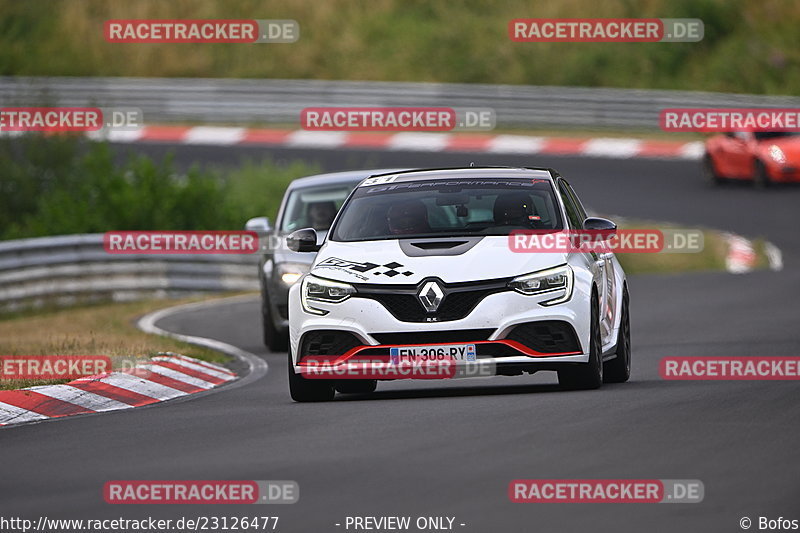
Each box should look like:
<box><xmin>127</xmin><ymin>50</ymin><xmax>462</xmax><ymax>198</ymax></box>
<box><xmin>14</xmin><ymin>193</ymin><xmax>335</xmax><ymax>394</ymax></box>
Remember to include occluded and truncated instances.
<box><xmin>754</xmin><ymin>159</ymin><xmax>771</xmax><ymax>189</ymax></box>
<box><xmin>288</xmin><ymin>352</ymin><xmax>335</xmax><ymax>402</ymax></box>
<box><xmin>262</xmin><ymin>292</ymin><xmax>288</xmax><ymax>352</ymax></box>
<box><xmin>703</xmin><ymin>154</ymin><xmax>723</xmax><ymax>186</ymax></box>
<box><xmin>603</xmin><ymin>285</ymin><xmax>631</xmax><ymax>383</ymax></box>
<box><xmin>558</xmin><ymin>292</ymin><xmax>603</xmax><ymax>390</ymax></box>
<box><xmin>335</xmin><ymin>380</ymin><xmax>378</xmax><ymax>394</ymax></box>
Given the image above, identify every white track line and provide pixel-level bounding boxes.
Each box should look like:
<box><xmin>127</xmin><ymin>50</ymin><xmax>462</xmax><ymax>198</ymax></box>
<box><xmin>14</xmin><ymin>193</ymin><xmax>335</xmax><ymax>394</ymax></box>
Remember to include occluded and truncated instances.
<box><xmin>582</xmin><ymin>138</ymin><xmax>643</xmax><ymax>158</ymax></box>
<box><xmin>487</xmin><ymin>135</ymin><xmax>545</xmax><ymax>154</ymax></box>
<box><xmin>136</xmin><ymin>294</ymin><xmax>268</xmax><ymax>391</ymax></box>
<box><xmin>388</xmin><ymin>132</ymin><xmax>450</xmax><ymax>151</ymax></box>
<box><xmin>286</xmin><ymin>130</ymin><xmax>346</xmax><ymax>148</ymax></box>
<box><xmin>184</xmin><ymin>127</ymin><xmax>246</xmax><ymax>145</ymax></box>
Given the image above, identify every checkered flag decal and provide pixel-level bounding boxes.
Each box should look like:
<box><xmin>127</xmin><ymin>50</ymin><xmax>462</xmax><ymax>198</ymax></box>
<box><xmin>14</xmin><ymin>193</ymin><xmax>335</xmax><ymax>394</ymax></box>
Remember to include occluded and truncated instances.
<box><xmin>374</xmin><ymin>262</ymin><xmax>414</xmax><ymax>277</ymax></box>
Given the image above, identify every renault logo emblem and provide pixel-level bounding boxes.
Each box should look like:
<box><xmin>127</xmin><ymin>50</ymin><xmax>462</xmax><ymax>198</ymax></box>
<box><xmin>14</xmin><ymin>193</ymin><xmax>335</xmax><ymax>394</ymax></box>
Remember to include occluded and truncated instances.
<box><xmin>418</xmin><ymin>281</ymin><xmax>444</xmax><ymax>313</ymax></box>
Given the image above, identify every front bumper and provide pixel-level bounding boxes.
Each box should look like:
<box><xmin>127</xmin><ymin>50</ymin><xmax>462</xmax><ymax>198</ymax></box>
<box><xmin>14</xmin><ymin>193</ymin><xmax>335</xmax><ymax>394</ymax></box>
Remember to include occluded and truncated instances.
<box><xmin>766</xmin><ymin>163</ymin><xmax>800</xmax><ymax>182</ymax></box>
<box><xmin>289</xmin><ymin>285</ymin><xmax>591</xmax><ymax>379</ymax></box>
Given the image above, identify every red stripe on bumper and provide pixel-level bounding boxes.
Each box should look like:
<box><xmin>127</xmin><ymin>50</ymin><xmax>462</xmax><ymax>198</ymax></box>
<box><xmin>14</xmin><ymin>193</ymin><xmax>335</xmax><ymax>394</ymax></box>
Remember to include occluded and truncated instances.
<box><xmin>299</xmin><ymin>340</ymin><xmax>582</xmax><ymax>367</ymax></box>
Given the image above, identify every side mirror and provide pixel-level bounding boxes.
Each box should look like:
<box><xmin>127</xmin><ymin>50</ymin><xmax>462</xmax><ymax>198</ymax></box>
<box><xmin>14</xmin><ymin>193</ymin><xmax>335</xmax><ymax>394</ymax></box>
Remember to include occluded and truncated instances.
<box><xmin>582</xmin><ymin>217</ymin><xmax>617</xmax><ymax>241</ymax></box>
<box><xmin>287</xmin><ymin>228</ymin><xmax>321</xmax><ymax>253</ymax></box>
<box><xmin>245</xmin><ymin>216</ymin><xmax>272</xmax><ymax>235</ymax></box>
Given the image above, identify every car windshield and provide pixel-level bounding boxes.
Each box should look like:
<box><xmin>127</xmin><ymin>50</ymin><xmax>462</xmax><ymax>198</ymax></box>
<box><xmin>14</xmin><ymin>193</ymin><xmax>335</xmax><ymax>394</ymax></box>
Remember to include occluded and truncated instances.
<box><xmin>331</xmin><ymin>177</ymin><xmax>563</xmax><ymax>242</ymax></box>
<box><xmin>754</xmin><ymin>132</ymin><xmax>800</xmax><ymax>141</ymax></box>
<box><xmin>281</xmin><ymin>184</ymin><xmax>356</xmax><ymax>232</ymax></box>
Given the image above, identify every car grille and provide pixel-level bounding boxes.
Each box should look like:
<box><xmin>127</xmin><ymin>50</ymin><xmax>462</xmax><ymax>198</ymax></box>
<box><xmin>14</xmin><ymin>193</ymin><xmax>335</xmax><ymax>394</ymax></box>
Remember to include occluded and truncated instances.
<box><xmin>371</xmin><ymin>329</ymin><xmax>495</xmax><ymax>345</ymax></box>
<box><xmin>503</xmin><ymin>321</ymin><xmax>581</xmax><ymax>354</ymax></box>
<box><xmin>353</xmin><ymin>277</ymin><xmax>511</xmax><ymax>322</ymax></box>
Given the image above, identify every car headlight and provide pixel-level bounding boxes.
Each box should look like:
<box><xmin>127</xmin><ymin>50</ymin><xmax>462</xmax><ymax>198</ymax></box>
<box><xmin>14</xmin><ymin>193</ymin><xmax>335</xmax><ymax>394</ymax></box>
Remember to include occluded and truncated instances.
<box><xmin>301</xmin><ymin>274</ymin><xmax>355</xmax><ymax>315</ymax></box>
<box><xmin>769</xmin><ymin>145</ymin><xmax>787</xmax><ymax>165</ymax></box>
<box><xmin>276</xmin><ymin>263</ymin><xmax>309</xmax><ymax>285</ymax></box>
<box><xmin>508</xmin><ymin>264</ymin><xmax>573</xmax><ymax>306</ymax></box>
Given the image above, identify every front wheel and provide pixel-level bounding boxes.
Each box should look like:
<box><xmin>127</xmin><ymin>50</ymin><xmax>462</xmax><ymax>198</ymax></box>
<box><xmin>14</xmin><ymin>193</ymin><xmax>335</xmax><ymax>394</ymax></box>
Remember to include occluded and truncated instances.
<box><xmin>558</xmin><ymin>293</ymin><xmax>603</xmax><ymax>390</ymax></box>
<box><xmin>754</xmin><ymin>160</ymin><xmax>771</xmax><ymax>189</ymax></box>
<box><xmin>288</xmin><ymin>352</ymin><xmax>335</xmax><ymax>402</ymax></box>
<box><xmin>603</xmin><ymin>285</ymin><xmax>631</xmax><ymax>383</ymax></box>
<box><xmin>703</xmin><ymin>154</ymin><xmax>723</xmax><ymax>186</ymax></box>
<box><xmin>262</xmin><ymin>292</ymin><xmax>288</xmax><ymax>352</ymax></box>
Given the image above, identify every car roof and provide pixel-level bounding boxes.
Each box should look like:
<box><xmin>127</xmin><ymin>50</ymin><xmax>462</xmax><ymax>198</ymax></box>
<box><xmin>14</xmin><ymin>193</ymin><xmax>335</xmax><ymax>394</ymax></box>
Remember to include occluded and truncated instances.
<box><xmin>287</xmin><ymin>168</ymin><xmax>407</xmax><ymax>189</ymax></box>
<box><xmin>357</xmin><ymin>166</ymin><xmax>555</xmax><ymax>186</ymax></box>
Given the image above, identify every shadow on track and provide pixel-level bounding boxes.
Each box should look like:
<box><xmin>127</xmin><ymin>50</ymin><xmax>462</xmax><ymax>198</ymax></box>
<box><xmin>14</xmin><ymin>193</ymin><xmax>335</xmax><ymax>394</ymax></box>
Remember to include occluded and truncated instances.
<box><xmin>326</xmin><ymin>378</ymin><xmax>664</xmax><ymax>402</ymax></box>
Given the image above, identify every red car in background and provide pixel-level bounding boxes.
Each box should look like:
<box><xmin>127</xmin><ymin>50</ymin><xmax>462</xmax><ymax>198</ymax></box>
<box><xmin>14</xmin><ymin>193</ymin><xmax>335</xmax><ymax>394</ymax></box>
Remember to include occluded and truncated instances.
<box><xmin>703</xmin><ymin>131</ymin><xmax>800</xmax><ymax>187</ymax></box>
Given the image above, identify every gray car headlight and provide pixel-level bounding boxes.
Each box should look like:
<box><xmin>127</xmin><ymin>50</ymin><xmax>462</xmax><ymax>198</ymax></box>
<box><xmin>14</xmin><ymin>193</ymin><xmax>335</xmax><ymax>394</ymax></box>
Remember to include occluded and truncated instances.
<box><xmin>276</xmin><ymin>262</ymin><xmax>310</xmax><ymax>286</ymax></box>
<box><xmin>508</xmin><ymin>264</ymin><xmax>573</xmax><ymax>306</ymax></box>
<box><xmin>769</xmin><ymin>145</ymin><xmax>786</xmax><ymax>165</ymax></box>
<box><xmin>301</xmin><ymin>274</ymin><xmax>356</xmax><ymax>315</ymax></box>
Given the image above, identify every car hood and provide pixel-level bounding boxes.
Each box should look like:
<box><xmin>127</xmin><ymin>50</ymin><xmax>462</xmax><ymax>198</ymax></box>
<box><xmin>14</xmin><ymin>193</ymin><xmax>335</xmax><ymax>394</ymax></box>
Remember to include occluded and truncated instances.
<box><xmin>310</xmin><ymin>236</ymin><xmax>568</xmax><ymax>284</ymax></box>
<box><xmin>761</xmin><ymin>137</ymin><xmax>800</xmax><ymax>161</ymax></box>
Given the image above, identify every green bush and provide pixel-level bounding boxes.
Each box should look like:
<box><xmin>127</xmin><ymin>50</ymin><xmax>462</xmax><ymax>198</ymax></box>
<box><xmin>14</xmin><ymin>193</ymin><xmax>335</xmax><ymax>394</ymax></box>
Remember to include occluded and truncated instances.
<box><xmin>0</xmin><ymin>0</ymin><xmax>797</xmax><ymax>95</ymax></box>
<box><xmin>0</xmin><ymin>135</ymin><xmax>318</xmax><ymax>239</ymax></box>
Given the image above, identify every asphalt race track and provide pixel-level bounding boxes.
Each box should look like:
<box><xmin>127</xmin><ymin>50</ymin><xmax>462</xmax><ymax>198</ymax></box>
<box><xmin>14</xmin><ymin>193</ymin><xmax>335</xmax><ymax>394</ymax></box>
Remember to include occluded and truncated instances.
<box><xmin>3</xmin><ymin>144</ymin><xmax>800</xmax><ymax>533</ymax></box>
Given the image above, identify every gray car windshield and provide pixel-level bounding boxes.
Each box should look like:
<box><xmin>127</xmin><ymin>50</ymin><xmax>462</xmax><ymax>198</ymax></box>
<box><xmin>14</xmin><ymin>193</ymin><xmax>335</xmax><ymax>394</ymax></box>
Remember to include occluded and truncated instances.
<box><xmin>331</xmin><ymin>178</ymin><xmax>563</xmax><ymax>242</ymax></box>
<box><xmin>281</xmin><ymin>184</ymin><xmax>356</xmax><ymax>232</ymax></box>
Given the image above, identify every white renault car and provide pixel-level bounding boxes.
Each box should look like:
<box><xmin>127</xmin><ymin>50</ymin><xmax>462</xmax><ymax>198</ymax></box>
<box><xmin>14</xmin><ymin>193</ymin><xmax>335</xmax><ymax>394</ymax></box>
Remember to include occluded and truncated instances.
<box><xmin>286</xmin><ymin>167</ymin><xmax>630</xmax><ymax>401</ymax></box>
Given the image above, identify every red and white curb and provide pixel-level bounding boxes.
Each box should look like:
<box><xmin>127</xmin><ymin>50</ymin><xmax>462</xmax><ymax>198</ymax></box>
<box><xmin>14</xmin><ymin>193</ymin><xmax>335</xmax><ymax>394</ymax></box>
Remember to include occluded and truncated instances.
<box><xmin>0</xmin><ymin>294</ymin><xmax>268</xmax><ymax>429</ymax></box>
<box><xmin>724</xmin><ymin>234</ymin><xmax>783</xmax><ymax>274</ymax></box>
<box><xmin>0</xmin><ymin>354</ymin><xmax>235</xmax><ymax>427</ymax></box>
<box><xmin>86</xmin><ymin>126</ymin><xmax>704</xmax><ymax>160</ymax></box>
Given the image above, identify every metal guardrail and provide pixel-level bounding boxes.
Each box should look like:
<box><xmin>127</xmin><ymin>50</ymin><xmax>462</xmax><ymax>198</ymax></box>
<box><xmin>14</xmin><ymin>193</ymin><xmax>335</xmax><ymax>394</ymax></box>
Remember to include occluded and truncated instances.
<box><xmin>0</xmin><ymin>234</ymin><xmax>259</xmax><ymax>312</ymax></box>
<box><xmin>2</xmin><ymin>76</ymin><xmax>800</xmax><ymax>130</ymax></box>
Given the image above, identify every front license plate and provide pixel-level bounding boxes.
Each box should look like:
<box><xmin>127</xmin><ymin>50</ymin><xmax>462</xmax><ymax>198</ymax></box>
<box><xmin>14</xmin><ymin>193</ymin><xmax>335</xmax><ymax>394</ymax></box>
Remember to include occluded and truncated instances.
<box><xmin>390</xmin><ymin>344</ymin><xmax>476</xmax><ymax>363</ymax></box>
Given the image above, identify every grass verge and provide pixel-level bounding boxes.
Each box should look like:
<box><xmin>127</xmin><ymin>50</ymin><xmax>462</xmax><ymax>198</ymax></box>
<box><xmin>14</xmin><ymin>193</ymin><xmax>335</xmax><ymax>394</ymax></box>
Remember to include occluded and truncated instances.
<box><xmin>613</xmin><ymin>218</ymin><xmax>765</xmax><ymax>275</ymax></box>
<box><xmin>0</xmin><ymin>296</ymin><xmax>237</xmax><ymax>390</ymax></box>
<box><xmin>2</xmin><ymin>0</ymin><xmax>797</xmax><ymax>95</ymax></box>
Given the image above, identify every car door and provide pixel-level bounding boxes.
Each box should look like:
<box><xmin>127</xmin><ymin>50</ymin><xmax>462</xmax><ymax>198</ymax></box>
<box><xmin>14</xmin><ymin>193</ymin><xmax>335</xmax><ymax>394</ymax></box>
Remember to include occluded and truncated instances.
<box><xmin>558</xmin><ymin>178</ymin><xmax>617</xmax><ymax>348</ymax></box>
<box><xmin>718</xmin><ymin>132</ymin><xmax>753</xmax><ymax>179</ymax></box>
